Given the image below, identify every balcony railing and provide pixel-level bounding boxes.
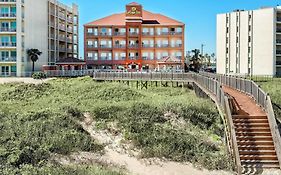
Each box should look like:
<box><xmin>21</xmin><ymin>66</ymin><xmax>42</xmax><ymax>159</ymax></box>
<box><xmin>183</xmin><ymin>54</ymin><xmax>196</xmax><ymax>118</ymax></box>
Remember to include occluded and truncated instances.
<box><xmin>67</xmin><ymin>48</ymin><xmax>73</xmax><ymax>53</ymax></box>
<box><xmin>172</xmin><ymin>44</ymin><xmax>183</xmax><ymax>48</ymax></box>
<box><xmin>100</xmin><ymin>57</ymin><xmax>112</xmax><ymax>60</ymax></box>
<box><xmin>0</xmin><ymin>28</ymin><xmax>16</xmax><ymax>32</ymax></box>
<box><xmin>128</xmin><ymin>44</ymin><xmax>139</xmax><ymax>48</ymax></box>
<box><xmin>100</xmin><ymin>32</ymin><xmax>112</xmax><ymax>36</ymax></box>
<box><xmin>114</xmin><ymin>44</ymin><xmax>126</xmax><ymax>49</ymax></box>
<box><xmin>100</xmin><ymin>45</ymin><xmax>112</xmax><ymax>49</ymax></box>
<box><xmin>128</xmin><ymin>32</ymin><xmax>139</xmax><ymax>36</ymax></box>
<box><xmin>59</xmin><ymin>47</ymin><xmax>66</xmax><ymax>52</ymax></box>
<box><xmin>67</xmin><ymin>28</ymin><xmax>73</xmax><ymax>33</ymax></box>
<box><xmin>142</xmin><ymin>44</ymin><xmax>153</xmax><ymax>48</ymax></box>
<box><xmin>277</xmin><ymin>39</ymin><xmax>281</xmax><ymax>44</ymax></box>
<box><xmin>276</xmin><ymin>61</ymin><xmax>281</xmax><ymax>65</ymax></box>
<box><xmin>156</xmin><ymin>32</ymin><xmax>169</xmax><ymax>36</ymax></box>
<box><xmin>0</xmin><ymin>0</ymin><xmax>17</xmax><ymax>2</ymax></box>
<box><xmin>87</xmin><ymin>33</ymin><xmax>98</xmax><ymax>36</ymax></box>
<box><xmin>277</xmin><ymin>17</ymin><xmax>281</xmax><ymax>22</ymax></box>
<box><xmin>114</xmin><ymin>32</ymin><xmax>126</xmax><ymax>36</ymax></box>
<box><xmin>59</xmin><ymin>36</ymin><xmax>66</xmax><ymax>41</ymax></box>
<box><xmin>277</xmin><ymin>28</ymin><xmax>281</xmax><ymax>33</ymax></box>
<box><xmin>114</xmin><ymin>57</ymin><xmax>126</xmax><ymax>60</ymax></box>
<box><xmin>0</xmin><ymin>42</ymin><xmax>16</xmax><ymax>47</ymax></box>
<box><xmin>142</xmin><ymin>32</ymin><xmax>154</xmax><ymax>36</ymax></box>
<box><xmin>67</xmin><ymin>38</ymin><xmax>72</xmax><ymax>43</ymax></box>
<box><xmin>0</xmin><ymin>13</ymin><xmax>16</xmax><ymax>18</ymax></box>
<box><xmin>129</xmin><ymin>56</ymin><xmax>139</xmax><ymax>60</ymax></box>
<box><xmin>170</xmin><ymin>31</ymin><xmax>183</xmax><ymax>35</ymax></box>
<box><xmin>155</xmin><ymin>44</ymin><xmax>169</xmax><ymax>48</ymax></box>
<box><xmin>277</xmin><ymin>50</ymin><xmax>281</xmax><ymax>55</ymax></box>
<box><xmin>59</xmin><ymin>25</ymin><xmax>66</xmax><ymax>31</ymax></box>
<box><xmin>0</xmin><ymin>57</ymin><xmax>16</xmax><ymax>62</ymax></box>
<box><xmin>87</xmin><ymin>45</ymin><xmax>98</xmax><ymax>49</ymax></box>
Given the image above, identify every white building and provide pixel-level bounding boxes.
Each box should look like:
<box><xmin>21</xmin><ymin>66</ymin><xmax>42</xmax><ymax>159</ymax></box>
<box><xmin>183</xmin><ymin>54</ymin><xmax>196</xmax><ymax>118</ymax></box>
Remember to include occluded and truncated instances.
<box><xmin>0</xmin><ymin>0</ymin><xmax>78</xmax><ymax>77</ymax></box>
<box><xmin>217</xmin><ymin>7</ymin><xmax>281</xmax><ymax>77</ymax></box>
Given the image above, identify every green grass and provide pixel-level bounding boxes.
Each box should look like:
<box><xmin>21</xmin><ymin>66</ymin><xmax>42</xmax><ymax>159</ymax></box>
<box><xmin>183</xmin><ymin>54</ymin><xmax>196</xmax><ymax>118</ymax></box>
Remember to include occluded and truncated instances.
<box><xmin>0</xmin><ymin>77</ymin><xmax>232</xmax><ymax>173</ymax></box>
<box><xmin>258</xmin><ymin>80</ymin><xmax>281</xmax><ymax>120</ymax></box>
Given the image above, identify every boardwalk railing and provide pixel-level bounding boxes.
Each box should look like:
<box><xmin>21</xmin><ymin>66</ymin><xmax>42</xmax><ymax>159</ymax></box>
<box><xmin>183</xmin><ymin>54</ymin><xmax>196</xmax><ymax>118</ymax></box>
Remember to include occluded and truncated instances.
<box><xmin>200</xmin><ymin>72</ymin><xmax>281</xmax><ymax>168</ymax></box>
<box><xmin>93</xmin><ymin>71</ymin><xmax>193</xmax><ymax>81</ymax></box>
<box><xmin>191</xmin><ymin>74</ymin><xmax>242</xmax><ymax>174</ymax></box>
<box><xmin>44</xmin><ymin>70</ymin><xmax>94</xmax><ymax>77</ymax></box>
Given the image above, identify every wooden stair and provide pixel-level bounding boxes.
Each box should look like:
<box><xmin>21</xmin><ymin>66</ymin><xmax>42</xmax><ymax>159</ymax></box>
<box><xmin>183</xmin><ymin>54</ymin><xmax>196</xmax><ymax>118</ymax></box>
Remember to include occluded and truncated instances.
<box><xmin>233</xmin><ymin>115</ymin><xmax>280</xmax><ymax>169</ymax></box>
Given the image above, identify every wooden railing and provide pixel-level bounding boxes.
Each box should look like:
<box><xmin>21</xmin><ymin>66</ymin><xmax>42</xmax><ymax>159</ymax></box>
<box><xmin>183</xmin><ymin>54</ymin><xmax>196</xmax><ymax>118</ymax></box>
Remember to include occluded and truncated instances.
<box><xmin>93</xmin><ymin>71</ymin><xmax>194</xmax><ymax>81</ymax></box>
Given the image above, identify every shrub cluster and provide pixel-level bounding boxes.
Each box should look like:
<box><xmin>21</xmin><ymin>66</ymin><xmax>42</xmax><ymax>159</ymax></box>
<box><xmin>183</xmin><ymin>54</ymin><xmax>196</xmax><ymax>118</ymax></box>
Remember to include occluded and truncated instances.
<box><xmin>32</xmin><ymin>72</ymin><xmax>47</xmax><ymax>79</ymax></box>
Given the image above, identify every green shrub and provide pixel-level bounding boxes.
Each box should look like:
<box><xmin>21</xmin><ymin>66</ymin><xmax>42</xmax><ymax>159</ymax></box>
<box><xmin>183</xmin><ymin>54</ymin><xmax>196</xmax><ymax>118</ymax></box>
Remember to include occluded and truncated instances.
<box><xmin>32</xmin><ymin>72</ymin><xmax>47</xmax><ymax>79</ymax></box>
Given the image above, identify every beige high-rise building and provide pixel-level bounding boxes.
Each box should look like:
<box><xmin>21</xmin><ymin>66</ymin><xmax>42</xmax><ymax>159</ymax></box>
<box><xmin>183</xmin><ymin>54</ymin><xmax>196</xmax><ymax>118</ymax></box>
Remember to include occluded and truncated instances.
<box><xmin>217</xmin><ymin>7</ymin><xmax>281</xmax><ymax>77</ymax></box>
<box><xmin>0</xmin><ymin>0</ymin><xmax>78</xmax><ymax>77</ymax></box>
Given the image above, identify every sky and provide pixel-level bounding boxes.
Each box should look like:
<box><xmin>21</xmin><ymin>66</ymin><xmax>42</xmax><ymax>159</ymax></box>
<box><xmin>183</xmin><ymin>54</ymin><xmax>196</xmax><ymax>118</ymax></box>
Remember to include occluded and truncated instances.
<box><xmin>60</xmin><ymin>0</ymin><xmax>280</xmax><ymax>58</ymax></box>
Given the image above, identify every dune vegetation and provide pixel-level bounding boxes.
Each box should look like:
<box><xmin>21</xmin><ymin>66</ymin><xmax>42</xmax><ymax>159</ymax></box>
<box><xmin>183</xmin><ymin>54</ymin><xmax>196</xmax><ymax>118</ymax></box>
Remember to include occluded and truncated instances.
<box><xmin>0</xmin><ymin>77</ymin><xmax>232</xmax><ymax>174</ymax></box>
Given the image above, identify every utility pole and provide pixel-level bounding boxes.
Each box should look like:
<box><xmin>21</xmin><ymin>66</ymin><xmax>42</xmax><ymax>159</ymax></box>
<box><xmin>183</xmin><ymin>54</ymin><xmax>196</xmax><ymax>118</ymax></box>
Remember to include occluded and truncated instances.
<box><xmin>201</xmin><ymin>44</ymin><xmax>205</xmax><ymax>56</ymax></box>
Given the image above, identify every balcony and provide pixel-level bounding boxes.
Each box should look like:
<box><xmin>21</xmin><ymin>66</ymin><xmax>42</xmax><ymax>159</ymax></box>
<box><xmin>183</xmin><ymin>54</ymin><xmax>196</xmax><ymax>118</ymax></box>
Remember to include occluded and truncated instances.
<box><xmin>114</xmin><ymin>57</ymin><xmax>126</xmax><ymax>60</ymax></box>
<box><xmin>114</xmin><ymin>44</ymin><xmax>126</xmax><ymax>49</ymax></box>
<box><xmin>59</xmin><ymin>25</ymin><xmax>66</xmax><ymax>31</ymax></box>
<box><xmin>129</xmin><ymin>56</ymin><xmax>139</xmax><ymax>60</ymax></box>
<box><xmin>59</xmin><ymin>47</ymin><xmax>67</xmax><ymax>52</ymax></box>
<box><xmin>0</xmin><ymin>57</ymin><xmax>16</xmax><ymax>62</ymax></box>
<box><xmin>67</xmin><ymin>28</ymin><xmax>73</xmax><ymax>33</ymax></box>
<box><xmin>87</xmin><ymin>45</ymin><xmax>98</xmax><ymax>49</ymax></box>
<box><xmin>170</xmin><ymin>31</ymin><xmax>183</xmax><ymax>35</ymax></box>
<box><xmin>0</xmin><ymin>42</ymin><xmax>16</xmax><ymax>47</ymax></box>
<box><xmin>171</xmin><ymin>44</ymin><xmax>183</xmax><ymax>48</ymax></box>
<box><xmin>67</xmin><ymin>48</ymin><xmax>73</xmax><ymax>53</ymax></box>
<box><xmin>0</xmin><ymin>27</ymin><xmax>16</xmax><ymax>32</ymax></box>
<box><xmin>277</xmin><ymin>28</ymin><xmax>281</xmax><ymax>33</ymax></box>
<box><xmin>128</xmin><ymin>44</ymin><xmax>139</xmax><ymax>48</ymax></box>
<box><xmin>128</xmin><ymin>32</ymin><xmax>139</xmax><ymax>36</ymax></box>
<box><xmin>67</xmin><ymin>17</ymin><xmax>73</xmax><ymax>23</ymax></box>
<box><xmin>156</xmin><ymin>32</ymin><xmax>169</xmax><ymax>36</ymax></box>
<box><xmin>0</xmin><ymin>13</ymin><xmax>16</xmax><ymax>18</ymax></box>
<box><xmin>67</xmin><ymin>38</ymin><xmax>73</xmax><ymax>43</ymax></box>
<box><xmin>99</xmin><ymin>32</ymin><xmax>112</xmax><ymax>37</ymax></box>
<box><xmin>142</xmin><ymin>44</ymin><xmax>154</xmax><ymax>48</ymax></box>
<box><xmin>277</xmin><ymin>39</ymin><xmax>281</xmax><ymax>44</ymax></box>
<box><xmin>142</xmin><ymin>57</ymin><xmax>153</xmax><ymax>60</ymax></box>
<box><xmin>59</xmin><ymin>36</ymin><xmax>66</xmax><ymax>41</ymax></box>
<box><xmin>100</xmin><ymin>57</ymin><xmax>112</xmax><ymax>60</ymax></box>
<box><xmin>100</xmin><ymin>45</ymin><xmax>112</xmax><ymax>49</ymax></box>
<box><xmin>277</xmin><ymin>17</ymin><xmax>281</xmax><ymax>22</ymax></box>
<box><xmin>276</xmin><ymin>61</ymin><xmax>281</xmax><ymax>66</ymax></box>
<box><xmin>277</xmin><ymin>50</ymin><xmax>281</xmax><ymax>55</ymax></box>
<box><xmin>87</xmin><ymin>33</ymin><xmax>98</xmax><ymax>37</ymax></box>
<box><xmin>114</xmin><ymin>32</ymin><xmax>126</xmax><ymax>36</ymax></box>
<box><xmin>0</xmin><ymin>0</ymin><xmax>17</xmax><ymax>2</ymax></box>
<box><xmin>155</xmin><ymin>44</ymin><xmax>169</xmax><ymax>48</ymax></box>
<box><xmin>142</xmin><ymin>32</ymin><xmax>154</xmax><ymax>36</ymax></box>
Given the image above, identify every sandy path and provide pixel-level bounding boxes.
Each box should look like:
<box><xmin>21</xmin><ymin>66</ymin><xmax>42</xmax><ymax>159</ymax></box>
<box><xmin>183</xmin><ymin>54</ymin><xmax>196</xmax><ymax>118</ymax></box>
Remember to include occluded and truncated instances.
<box><xmin>77</xmin><ymin>113</ymin><xmax>233</xmax><ymax>175</ymax></box>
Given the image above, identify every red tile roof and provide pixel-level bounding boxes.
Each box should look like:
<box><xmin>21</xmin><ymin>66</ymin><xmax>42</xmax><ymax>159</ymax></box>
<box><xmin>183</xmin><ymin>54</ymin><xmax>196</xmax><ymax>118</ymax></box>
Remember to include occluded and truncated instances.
<box><xmin>85</xmin><ymin>10</ymin><xmax>184</xmax><ymax>26</ymax></box>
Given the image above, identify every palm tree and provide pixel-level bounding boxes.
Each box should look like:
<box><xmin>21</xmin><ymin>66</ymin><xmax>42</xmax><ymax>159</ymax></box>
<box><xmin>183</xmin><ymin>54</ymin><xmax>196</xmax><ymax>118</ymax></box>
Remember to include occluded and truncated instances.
<box><xmin>27</xmin><ymin>49</ymin><xmax>42</xmax><ymax>73</ymax></box>
<box><xmin>189</xmin><ymin>49</ymin><xmax>202</xmax><ymax>72</ymax></box>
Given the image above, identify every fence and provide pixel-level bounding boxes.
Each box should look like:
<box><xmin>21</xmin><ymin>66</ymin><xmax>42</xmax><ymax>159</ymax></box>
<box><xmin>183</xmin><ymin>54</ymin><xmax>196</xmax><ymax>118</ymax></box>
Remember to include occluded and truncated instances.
<box><xmin>43</xmin><ymin>70</ymin><xmax>94</xmax><ymax>77</ymax></box>
<box><xmin>93</xmin><ymin>71</ymin><xmax>193</xmax><ymax>81</ymax></box>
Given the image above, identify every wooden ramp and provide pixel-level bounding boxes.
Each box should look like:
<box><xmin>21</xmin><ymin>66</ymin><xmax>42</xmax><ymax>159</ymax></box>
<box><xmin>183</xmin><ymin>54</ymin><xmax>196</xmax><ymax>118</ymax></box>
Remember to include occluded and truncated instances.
<box><xmin>223</xmin><ymin>86</ymin><xmax>280</xmax><ymax>171</ymax></box>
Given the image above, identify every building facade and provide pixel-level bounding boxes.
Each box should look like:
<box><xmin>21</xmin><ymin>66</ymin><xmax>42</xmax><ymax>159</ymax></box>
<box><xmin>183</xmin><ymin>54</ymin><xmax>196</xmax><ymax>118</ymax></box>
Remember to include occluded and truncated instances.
<box><xmin>0</xmin><ymin>0</ymin><xmax>78</xmax><ymax>77</ymax></box>
<box><xmin>84</xmin><ymin>2</ymin><xmax>185</xmax><ymax>71</ymax></box>
<box><xmin>217</xmin><ymin>7</ymin><xmax>281</xmax><ymax>76</ymax></box>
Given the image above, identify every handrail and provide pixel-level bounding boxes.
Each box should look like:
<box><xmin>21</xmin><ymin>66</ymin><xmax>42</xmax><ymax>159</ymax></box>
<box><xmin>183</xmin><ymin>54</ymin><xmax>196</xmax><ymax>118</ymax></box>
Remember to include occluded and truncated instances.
<box><xmin>224</xmin><ymin>96</ymin><xmax>242</xmax><ymax>174</ymax></box>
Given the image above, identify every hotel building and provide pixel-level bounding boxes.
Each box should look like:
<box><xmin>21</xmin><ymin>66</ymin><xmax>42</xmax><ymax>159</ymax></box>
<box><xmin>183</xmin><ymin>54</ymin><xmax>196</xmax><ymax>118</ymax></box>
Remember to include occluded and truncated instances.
<box><xmin>217</xmin><ymin>7</ymin><xmax>281</xmax><ymax>77</ymax></box>
<box><xmin>84</xmin><ymin>2</ymin><xmax>185</xmax><ymax>71</ymax></box>
<box><xmin>0</xmin><ymin>0</ymin><xmax>78</xmax><ymax>77</ymax></box>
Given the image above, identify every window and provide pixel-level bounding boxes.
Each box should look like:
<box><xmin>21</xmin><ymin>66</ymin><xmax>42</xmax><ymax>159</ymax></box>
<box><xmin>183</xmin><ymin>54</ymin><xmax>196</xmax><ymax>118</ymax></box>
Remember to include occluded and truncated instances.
<box><xmin>248</xmin><ymin>36</ymin><xmax>251</xmax><ymax>42</ymax></box>
<box><xmin>87</xmin><ymin>28</ymin><xmax>93</xmax><ymax>33</ymax></box>
<box><xmin>226</xmin><ymin>37</ymin><xmax>228</xmax><ymax>44</ymax></box>
<box><xmin>11</xmin><ymin>66</ymin><xmax>16</xmax><ymax>73</ymax></box>
<box><xmin>176</xmin><ymin>27</ymin><xmax>182</xmax><ymax>33</ymax></box>
<box><xmin>226</xmin><ymin>27</ymin><xmax>229</xmax><ymax>33</ymax></box>
<box><xmin>11</xmin><ymin>51</ymin><xmax>16</xmax><ymax>58</ymax></box>
<box><xmin>248</xmin><ymin>47</ymin><xmax>251</xmax><ymax>53</ymax></box>
<box><xmin>226</xmin><ymin>16</ymin><xmax>229</xmax><ymax>23</ymax></box>
<box><xmin>248</xmin><ymin>57</ymin><xmax>251</xmax><ymax>64</ymax></box>
<box><xmin>150</xmin><ymin>52</ymin><xmax>154</xmax><ymax>60</ymax></box>
<box><xmin>87</xmin><ymin>40</ymin><xmax>93</xmax><ymax>46</ymax></box>
<box><xmin>11</xmin><ymin>22</ymin><xmax>16</xmax><ymax>30</ymax></box>
<box><xmin>226</xmin><ymin>57</ymin><xmax>229</xmax><ymax>63</ymax></box>
<box><xmin>226</xmin><ymin>48</ymin><xmax>229</xmax><ymax>54</ymax></box>
<box><xmin>142</xmin><ymin>52</ymin><xmax>148</xmax><ymax>59</ymax></box>
<box><xmin>87</xmin><ymin>52</ymin><xmax>93</xmax><ymax>58</ymax></box>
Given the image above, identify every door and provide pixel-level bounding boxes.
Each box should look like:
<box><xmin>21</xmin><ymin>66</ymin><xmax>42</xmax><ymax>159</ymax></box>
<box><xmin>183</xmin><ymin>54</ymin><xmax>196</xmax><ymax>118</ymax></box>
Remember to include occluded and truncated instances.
<box><xmin>1</xmin><ymin>66</ymin><xmax>9</xmax><ymax>76</ymax></box>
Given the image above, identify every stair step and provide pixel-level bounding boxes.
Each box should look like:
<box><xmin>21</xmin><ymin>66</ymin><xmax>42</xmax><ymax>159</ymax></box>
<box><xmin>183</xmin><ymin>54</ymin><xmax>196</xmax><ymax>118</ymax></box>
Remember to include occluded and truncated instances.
<box><xmin>240</xmin><ymin>155</ymin><xmax>278</xmax><ymax>160</ymax></box>
<box><xmin>239</xmin><ymin>145</ymin><xmax>276</xmax><ymax>151</ymax></box>
<box><xmin>234</xmin><ymin>123</ymin><xmax>269</xmax><ymax>128</ymax></box>
<box><xmin>235</xmin><ymin>127</ymin><xmax>271</xmax><ymax>132</ymax></box>
<box><xmin>237</xmin><ymin>136</ymin><xmax>273</xmax><ymax>141</ymax></box>
<box><xmin>233</xmin><ymin>115</ymin><xmax>268</xmax><ymax>119</ymax></box>
<box><xmin>233</xmin><ymin>119</ymin><xmax>269</xmax><ymax>123</ymax></box>
<box><xmin>242</xmin><ymin>162</ymin><xmax>280</xmax><ymax>169</ymax></box>
<box><xmin>236</xmin><ymin>131</ymin><xmax>272</xmax><ymax>136</ymax></box>
<box><xmin>239</xmin><ymin>150</ymin><xmax>277</xmax><ymax>155</ymax></box>
<box><xmin>237</xmin><ymin>140</ymin><xmax>274</xmax><ymax>146</ymax></box>
<box><xmin>241</xmin><ymin>159</ymin><xmax>280</xmax><ymax>164</ymax></box>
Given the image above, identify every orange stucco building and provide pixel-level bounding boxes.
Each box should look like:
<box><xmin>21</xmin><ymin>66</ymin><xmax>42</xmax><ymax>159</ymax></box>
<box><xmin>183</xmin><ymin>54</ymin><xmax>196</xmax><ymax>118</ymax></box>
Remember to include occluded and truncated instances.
<box><xmin>84</xmin><ymin>2</ymin><xmax>185</xmax><ymax>71</ymax></box>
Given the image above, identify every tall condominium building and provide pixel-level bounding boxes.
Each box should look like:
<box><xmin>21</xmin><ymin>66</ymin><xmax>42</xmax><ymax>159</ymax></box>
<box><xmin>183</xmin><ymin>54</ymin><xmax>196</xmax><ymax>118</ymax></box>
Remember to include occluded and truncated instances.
<box><xmin>0</xmin><ymin>0</ymin><xmax>78</xmax><ymax>77</ymax></box>
<box><xmin>217</xmin><ymin>7</ymin><xmax>281</xmax><ymax>76</ymax></box>
<box><xmin>84</xmin><ymin>2</ymin><xmax>185</xmax><ymax>71</ymax></box>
